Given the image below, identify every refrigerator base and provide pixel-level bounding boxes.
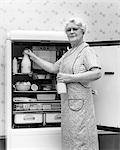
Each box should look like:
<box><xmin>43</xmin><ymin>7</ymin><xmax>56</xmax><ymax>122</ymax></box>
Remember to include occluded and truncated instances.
<box><xmin>7</xmin><ymin>128</ymin><xmax>61</xmax><ymax>150</ymax></box>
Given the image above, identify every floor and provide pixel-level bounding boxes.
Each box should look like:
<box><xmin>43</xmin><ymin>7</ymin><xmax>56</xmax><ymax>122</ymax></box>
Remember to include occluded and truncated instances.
<box><xmin>0</xmin><ymin>139</ymin><xmax>6</xmax><ymax>150</ymax></box>
<box><xmin>1</xmin><ymin>134</ymin><xmax>120</xmax><ymax>150</ymax></box>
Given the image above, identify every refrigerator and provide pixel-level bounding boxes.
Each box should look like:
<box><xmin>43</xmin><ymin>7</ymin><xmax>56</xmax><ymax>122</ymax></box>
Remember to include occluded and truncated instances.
<box><xmin>5</xmin><ymin>30</ymin><xmax>69</xmax><ymax>150</ymax></box>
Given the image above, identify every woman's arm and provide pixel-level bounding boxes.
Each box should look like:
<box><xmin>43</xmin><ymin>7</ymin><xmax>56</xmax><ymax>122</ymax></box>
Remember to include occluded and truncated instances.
<box><xmin>24</xmin><ymin>50</ymin><xmax>59</xmax><ymax>74</ymax></box>
<box><xmin>57</xmin><ymin>68</ymin><xmax>102</xmax><ymax>84</ymax></box>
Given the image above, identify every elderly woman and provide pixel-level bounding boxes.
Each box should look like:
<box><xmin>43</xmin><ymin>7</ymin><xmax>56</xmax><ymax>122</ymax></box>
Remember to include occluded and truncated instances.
<box><xmin>25</xmin><ymin>17</ymin><xmax>102</xmax><ymax>150</ymax></box>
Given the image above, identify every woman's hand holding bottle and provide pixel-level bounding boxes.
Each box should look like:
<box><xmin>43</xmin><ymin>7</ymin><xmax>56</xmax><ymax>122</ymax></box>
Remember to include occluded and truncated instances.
<box><xmin>57</xmin><ymin>73</ymin><xmax>73</xmax><ymax>83</ymax></box>
<box><xmin>24</xmin><ymin>49</ymin><xmax>37</xmax><ymax>61</ymax></box>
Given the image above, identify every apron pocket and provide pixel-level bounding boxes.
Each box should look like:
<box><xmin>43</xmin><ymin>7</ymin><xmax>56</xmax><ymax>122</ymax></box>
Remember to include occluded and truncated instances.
<box><xmin>68</xmin><ymin>98</ymin><xmax>84</xmax><ymax>111</ymax></box>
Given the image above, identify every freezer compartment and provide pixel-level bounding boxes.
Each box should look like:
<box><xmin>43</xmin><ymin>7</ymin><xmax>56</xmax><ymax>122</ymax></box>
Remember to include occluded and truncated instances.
<box><xmin>46</xmin><ymin>113</ymin><xmax>61</xmax><ymax>123</ymax></box>
<box><xmin>14</xmin><ymin>113</ymin><xmax>43</xmax><ymax>124</ymax></box>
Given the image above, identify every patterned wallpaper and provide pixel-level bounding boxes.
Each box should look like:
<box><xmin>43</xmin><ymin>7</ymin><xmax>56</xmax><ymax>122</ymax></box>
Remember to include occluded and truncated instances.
<box><xmin>0</xmin><ymin>0</ymin><xmax>120</xmax><ymax>136</ymax></box>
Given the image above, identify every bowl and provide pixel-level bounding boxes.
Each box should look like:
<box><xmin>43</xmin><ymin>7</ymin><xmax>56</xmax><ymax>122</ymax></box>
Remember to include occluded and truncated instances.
<box><xmin>16</xmin><ymin>82</ymin><xmax>31</xmax><ymax>91</ymax></box>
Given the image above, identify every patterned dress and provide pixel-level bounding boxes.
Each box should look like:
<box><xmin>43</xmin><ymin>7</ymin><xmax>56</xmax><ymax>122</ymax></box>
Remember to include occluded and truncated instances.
<box><xmin>56</xmin><ymin>42</ymin><xmax>101</xmax><ymax>150</ymax></box>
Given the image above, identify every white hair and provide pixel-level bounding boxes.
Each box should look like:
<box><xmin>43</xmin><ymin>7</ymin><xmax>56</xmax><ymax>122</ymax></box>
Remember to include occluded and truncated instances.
<box><xmin>65</xmin><ymin>17</ymin><xmax>87</xmax><ymax>34</ymax></box>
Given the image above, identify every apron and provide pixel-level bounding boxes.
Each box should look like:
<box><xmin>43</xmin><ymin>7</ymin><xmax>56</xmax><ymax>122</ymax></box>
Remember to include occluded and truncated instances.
<box><xmin>59</xmin><ymin>43</ymin><xmax>99</xmax><ymax>150</ymax></box>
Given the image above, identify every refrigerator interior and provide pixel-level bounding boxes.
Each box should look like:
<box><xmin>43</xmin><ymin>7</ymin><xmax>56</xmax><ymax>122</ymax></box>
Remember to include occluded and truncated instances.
<box><xmin>11</xmin><ymin>41</ymin><xmax>69</xmax><ymax>129</ymax></box>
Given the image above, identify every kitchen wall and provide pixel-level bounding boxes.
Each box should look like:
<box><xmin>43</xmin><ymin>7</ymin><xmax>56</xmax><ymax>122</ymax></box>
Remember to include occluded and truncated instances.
<box><xmin>0</xmin><ymin>0</ymin><xmax>120</xmax><ymax>136</ymax></box>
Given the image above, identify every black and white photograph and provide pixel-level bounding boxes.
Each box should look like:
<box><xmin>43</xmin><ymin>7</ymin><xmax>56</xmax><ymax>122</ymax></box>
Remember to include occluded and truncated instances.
<box><xmin>0</xmin><ymin>0</ymin><xmax>120</xmax><ymax>150</ymax></box>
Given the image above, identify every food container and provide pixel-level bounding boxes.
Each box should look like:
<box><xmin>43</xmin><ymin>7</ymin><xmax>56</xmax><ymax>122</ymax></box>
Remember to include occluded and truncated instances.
<box><xmin>13</xmin><ymin>97</ymin><xmax>37</xmax><ymax>102</ymax></box>
<box><xmin>14</xmin><ymin>103</ymin><xmax>43</xmax><ymax>111</ymax></box>
<box><xmin>45</xmin><ymin>113</ymin><xmax>61</xmax><ymax>123</ymax></box>
<box><xmin>15</xmin><ymin>82</ymin><xmax>31</xmax><ymax>91</ymax></box>
<box><xmin>43</xmin><ymin>104</ymin><xmax>51</xmax><ymax>110</ymax></box>
<box><xmin>14</xmin><ymin>113</ymin><xmax>43</xmax><ymax>124</ymax></box>
<box><xmin>43</xmin><ymin>85</ymin><xmax>52</xmax><ymax>91</ymax></box>
<box><xmin>31</xmin><ymin>84</ymin><xmax>38</xmax><ymax>91</ymax></box>
<box><xmin>37</xmin><ymin>94</ymin><xmax>56</xmax><ymax>100</ymax></box>
<box><xmin>37</xmin><ymin>74</ymin><xmax>46</xmax><ymax>79</ymax></box>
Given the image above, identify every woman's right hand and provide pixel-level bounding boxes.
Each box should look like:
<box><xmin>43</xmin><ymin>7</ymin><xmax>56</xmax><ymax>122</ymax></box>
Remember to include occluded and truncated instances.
<box><xmin>24</xmin><ymin>49</ymin><xmax>37</xmax><ymax>61</ymax></box>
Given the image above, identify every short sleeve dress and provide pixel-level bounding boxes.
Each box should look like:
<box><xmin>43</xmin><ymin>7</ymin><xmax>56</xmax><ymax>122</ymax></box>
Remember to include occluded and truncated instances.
<box><xmin>56</xmin><ymin>42</ymin><xmax>101</xmax><ymax>150</ymax></box>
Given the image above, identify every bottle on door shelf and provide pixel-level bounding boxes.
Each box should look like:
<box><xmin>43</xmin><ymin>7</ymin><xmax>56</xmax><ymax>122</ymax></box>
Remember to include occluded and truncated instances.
<box><xmin>13</xmin><ymin>57</ymin><xmax>18</xmax><ymax>74</ymax></box>
<box><xmin>21</xmin><ymin>51</ymin><xmax>31</xmax><ymax>73</ymax></box>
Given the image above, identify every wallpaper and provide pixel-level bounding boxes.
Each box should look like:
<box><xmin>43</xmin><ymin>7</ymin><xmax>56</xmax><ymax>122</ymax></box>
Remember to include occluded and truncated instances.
<box><xmin>0</xmin><ymin>0</ymin><xmax>120</xmax><ymax>136</ymax></box>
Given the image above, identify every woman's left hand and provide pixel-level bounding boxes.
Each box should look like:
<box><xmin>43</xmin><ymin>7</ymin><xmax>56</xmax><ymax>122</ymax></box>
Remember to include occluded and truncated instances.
<box><xmin>57</xmin><ymin>73</ymin><xmax>72</xmax><ymax>83</ymax></box>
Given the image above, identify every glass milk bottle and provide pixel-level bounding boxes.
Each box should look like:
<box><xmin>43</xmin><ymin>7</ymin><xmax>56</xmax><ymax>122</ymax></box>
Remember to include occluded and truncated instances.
<box><xmin>21</xmin><ymin>52</ymin><xmax>31</xmax><ymax>73</ymax></box>
<box><xmin>57</xmin><ymin>82</ymin><xmax>67</xmax><ymax>94</ymax></box>
<box><xmin>13</xmin><ymin>57</ymin><xmax>18</xmax><ymax>74</ymax></box>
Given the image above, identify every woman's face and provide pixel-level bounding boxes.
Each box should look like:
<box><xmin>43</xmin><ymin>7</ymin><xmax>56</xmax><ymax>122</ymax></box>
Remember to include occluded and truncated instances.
<box><xmin>65</xmin><ymin>22</ymin><xmax>83</xmax><ymax>44</ymax></box>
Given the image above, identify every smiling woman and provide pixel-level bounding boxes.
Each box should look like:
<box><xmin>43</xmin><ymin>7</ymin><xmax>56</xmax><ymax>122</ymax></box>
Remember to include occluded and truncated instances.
<box><xmin>64</xmin><ymin>17</ymin><xmax>87</xmax><ymax>49</ymax></box>
<box><xmin>24</xmin><ymin>17</ymin><xmax>102</xmax><ymax>150</ymax></box>
<box><xmin>65</xmin><ymin>17</ymin><xmax>86</xmax><ymax>33</ymax></box>
<box><xmin>56</xmin><ymin>17</ymin><xmax>102</xmax><ymax>150</ymax></box>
